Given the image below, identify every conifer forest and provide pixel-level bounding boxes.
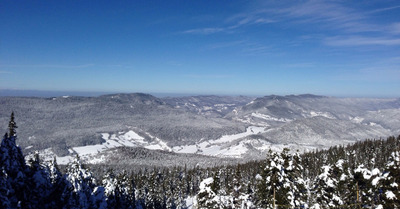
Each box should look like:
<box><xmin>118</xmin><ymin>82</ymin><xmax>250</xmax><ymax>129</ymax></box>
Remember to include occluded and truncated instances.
<box><xmin>1</xmin><ymin>114</ymin><xmax>399</xmax><ymax>209</ymax></box>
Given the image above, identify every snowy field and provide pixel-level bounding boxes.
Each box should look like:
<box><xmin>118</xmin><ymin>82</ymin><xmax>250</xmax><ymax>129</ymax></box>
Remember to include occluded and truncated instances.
<box><xmin>30</xmin><ymin>125</ymin><xmax>320</xmax><ymax>165</ymax></box>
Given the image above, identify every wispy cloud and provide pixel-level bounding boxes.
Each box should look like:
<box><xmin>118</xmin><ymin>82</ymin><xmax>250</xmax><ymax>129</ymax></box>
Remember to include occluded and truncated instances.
<box><xmin>183</xmin><ymin>74</ymin><xmax>234</xmax><ymax>79</ymax></box>
<box><xmin>282</xmin><ymin>63</ymin><xmax>316</xmax><ymax>68</ymax></box>
<box><xmin>269</xmin><ymin>1</ymin><xmax>379</xmax><ymax>33</ymax></box>
<box><xmin>205</xmin><ymin>40</ymin><xmax>273</xmax><ymax>56</ymax></box>
<box><xmin>206</xmin><ymin>40</ymin><xmax>246</xmax><ymax>50</ymax></box>
<box><xmin>0</xmin><ymin>71</ymin><xmax>12</xmax><ymax>74</ymax></box>
<box><xmin>389</xmin><ymin>22</ymin><xmax>400</xmax><ymax>34</ymax></box>
<box><xmin>370</xmin><ymin>5</ymin><xmax>400</xmax><ymax>14</ymax></box>
<box><xmin>182</xmin><ymin>0</ymin><xmax>400</xmax><ymax>53</ymax></box>
<box><xmin>183</xmin><ymin>27</ymin><xmax>227</xmax><ymax>35</ymax></box>
<box><xmin>0</xmin><ymin>64</ymin><xmax>95</xmax><ymax>69</ymax></box>
<box><xmin>324</xmin><ymin>36</ymin><xmax>400</xmax><ymax>46</ymax></box>
<box><xmin>182</xmin><ymin>9</ymin><xmax>276</xmax><ymax>35</ymax></box>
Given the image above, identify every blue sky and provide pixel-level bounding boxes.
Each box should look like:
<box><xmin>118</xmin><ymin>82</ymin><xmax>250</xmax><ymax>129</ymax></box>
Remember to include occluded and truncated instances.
<box><xmin>1</xmin><ymin>0</ymin><xmax>400</xmax><ymax>97</ymax></box>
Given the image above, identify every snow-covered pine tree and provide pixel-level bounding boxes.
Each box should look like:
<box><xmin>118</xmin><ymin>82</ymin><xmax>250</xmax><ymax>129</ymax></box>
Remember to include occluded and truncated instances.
<box><xmin>25</xmin><ymin>152</ymin><xmax>54</xmax><ymax>208</ymax></box>
<box><xmin>0</xmin><ymin>114</ymin><xmax>28</xmax><ymax>208</ymax></box>
<box><xmin>352</xmin><ymin>164</ymin><xmax>376</xmax><ymax>206</ymax></box>
<box><xmin>231</xmin><ymin>165</ymin><xmax>243</xmax><ymax>208</ymax></box>
<box><xmin>145</xmin><ymin>170</ymin><xmax>162</xmax><ymax>209</ymax></box>
<box><xmin>0</xmin><ymin>168</ymin><xmax>11</xmax><ymax>208</ymax></box>
<box><xmin>165</xmin><ymin>172</ymin><xmax>177</xmax><ymax>209</ymax></box>
<box><xmin>63</xmin><ymin>155</ymin><xmax>106</xmax><ymax>209</ymax></box>
<box><xmin>117</xmin><ymin>170</ymin><xmax>136</xmax><ymax>209</ymax></box>
<box><xmin>135</xmin><ymin>170</ymin><xmax>148</xmax><ymax>209</ymax></box>
<box><xmin>257</xmin><ymin>149</ymin><xmax>306</xmax><ymax>208</ymax></box>
<box><xmin>102</xmin><ymin>170</ymin><xmax>120</xmax><ymax>208</ymax></box>
<box><xmin>311</xmin><ymin>164</ymin><xmax>343</xmax><ymax>208</ymax></box>
<box><xmin>196</xmin><ymin>177</ymin><xmax>219</xmax><ymax>209</ymax></box>
<box><xmin>285</xmin><ymin>150</ymin><xmax>307</xmax><ymax>207</ymax></box>
<box><xmin>175</xmin><ymin>168</ymin><xmax>188</xmax><ymax>209</ymax></box>
<box><xmin>377</xmin><ymin>151</ymin><xmax>400</xmax><ymax>208</ymax></box>
<box><xmin>47</xmin><ymin>156</ymin><xmax>69</xmax><ymax>208</ymax></box>
<box><xmin>256</xmin><ymin>150</ymin><xmax>272</xmax><ymax>208</ymax></box>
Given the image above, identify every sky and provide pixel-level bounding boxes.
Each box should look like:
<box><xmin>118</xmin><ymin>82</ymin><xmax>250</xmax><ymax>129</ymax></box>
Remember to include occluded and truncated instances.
<box><xmin>1</xmin><ymin>0</ymin><xmax>400</xmax><ymax>97</ymax></box>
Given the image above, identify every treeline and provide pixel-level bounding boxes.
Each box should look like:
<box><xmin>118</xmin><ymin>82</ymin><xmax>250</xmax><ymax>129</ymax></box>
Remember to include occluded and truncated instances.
<box><xmin>1</xmin><ymin>114</ymin><xmax>399</xmax><ymax>208</ymax></box>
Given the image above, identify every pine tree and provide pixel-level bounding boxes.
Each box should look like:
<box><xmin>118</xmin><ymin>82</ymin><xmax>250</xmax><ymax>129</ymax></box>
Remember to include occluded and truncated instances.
<box><xmin>312</xmin><ymin>164</ymin><xmax>342</xmax><ymax>208</ymax></box>
<box><xmin>0</xmin><ymin>168</ymin><xmax>11</xmax><ymax>208</ymax></box>
<box><xmin>47</xmin><ymin>157</ymin><xmax>68</xmax><ymax>208</ymax></box>
<box><xmin>25</xmin><ymin>152</ymin><xmax>54</xmax><ymax>208</ymax></box>
<box><xmin>102</xmin><ymin>170</ymin><xmax>119</xmax><ymax>208</ymax></box>
<box><xmin>256</xmin><ymin>149</ymin><xmax>307</xmax><ymax>208</ymax></box>
<box><xmin>117</xmin><ymin>171</ymin><xmax>136</xmax><ymax>209</ymax></box>
<box><xmin>196</xmin><ymin>177</ymin><xmax>219</xmax><ymax>209</ymax></box>
<box><xmin>0</xmin><ymin>115</ymin><xmax>27</xmax><ymax>208</ymax></box>
<box><xmin>377</xmin><ymin>151</ymin><xmax>400</xmax><ymax>208</ymax></box>
<box><xmin>63</xmin><ymin>155</ymin><xmax>106</xmax><ymax>209</ymax></box>
<box><xmin>8</xmin><ymin>112</ymin><xmax>18</xmax><ymax>137</ymax></box>
<box><xmin>231</xmin><ymin>165</ymin><xmax>243</xmax><ymax>208</ymax></box>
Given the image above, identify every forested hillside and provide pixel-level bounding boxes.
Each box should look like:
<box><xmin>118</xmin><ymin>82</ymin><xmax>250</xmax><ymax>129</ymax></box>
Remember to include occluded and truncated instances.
<box><xmin>1</xmin><ymin>94</ymin><xmax>399</xmax><ymax>161</ymax></box>
<box><xmin>1</xmin><ymin>114</ymin><xmax>399</xmax><ymax>208</ymax></box>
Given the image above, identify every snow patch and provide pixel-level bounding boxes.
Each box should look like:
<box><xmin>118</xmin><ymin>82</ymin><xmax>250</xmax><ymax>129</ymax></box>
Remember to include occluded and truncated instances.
<box><xmin>34</xmin><ymin>129</ymin><xmax>172</xmax><ymax>164</ymax></box>
<box><xmin>310</xmin><ymin>111</ymin><xmax>335</xmax><ymax>119</ymax></box>
<box><xmin>172</xmin><ymin>126</ymin><xmax>267</xmax><ymax>158</ymax></box>
<box><xmin>251</xmin><ymin>112</ymin><xmax>292</xmax><ymax>122</ymax></box>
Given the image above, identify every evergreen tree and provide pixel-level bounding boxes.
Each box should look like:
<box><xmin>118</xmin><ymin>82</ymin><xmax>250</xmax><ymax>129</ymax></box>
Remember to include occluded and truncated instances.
<box><xmin>257</xmin><ymin>149</ymin><xmax>306</xmax><ymax>208</ymax></box>
<box><xmin>25</xmin><ymin>152</ymin><xmax>54</xmax><ymax>208</ymax></box>
<box><xmin>118</xmin><ymin>171</ymin><xmax>136</xmax><ymax>209</ymax></box>
<box><xmin>8</xmin><ymin>112</ymin><xmax>18</xmax><ymax>137</ymax></box>
<box><xmin>102</xmin><ymin>170</ymin><xmax>120</xmax><ymax>208</ymax></box>
<box><xmin>231</xmin><ymin>165</ymin><xmax>243</xmax><ymax>208</ymax></box>
<box><xmin>0</xmin><ymin>116</ymin><xmax>27</xmax><ymax>208</ymax></box>
<box><xmin>377</xmin><ymin>151</ymin><xmax>400</xmax><ymax>208</ymax></box>
<box><xmin>47</xmin><ymin>157</ymin><xmax>69</xmax><ymax>208</ymax></box>
<box><xmin>312</xmin><ymin>164</ymin><xmax>343</xmax><ymax>208</ymax></box>
<box><xmin>63</xmin><ymin>155</ymin><xmax>106</xmax><ymax>209</ymax></box>
<box><xmin>196</xmin><ymin>177</ymin><xmax>219</xmax><ymax>209</ymax></box>
<box><xmin>0</xmin><ymin>168</ymin><xmax>11</xmax><ymax>208</ymax></box>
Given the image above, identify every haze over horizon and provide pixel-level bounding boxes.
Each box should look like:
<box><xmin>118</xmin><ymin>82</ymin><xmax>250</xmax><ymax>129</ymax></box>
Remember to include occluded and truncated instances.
<box><xmin>1</xmin><ymin>1</ymin><xmax>400</xmax><ymax>97</ymax></box>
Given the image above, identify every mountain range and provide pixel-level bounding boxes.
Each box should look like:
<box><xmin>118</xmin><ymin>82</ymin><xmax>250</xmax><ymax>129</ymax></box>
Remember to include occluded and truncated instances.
<box><xmin>0</xmin><ymin>93</ymin><xmax>399</xmax><ymax>166</ymax></box>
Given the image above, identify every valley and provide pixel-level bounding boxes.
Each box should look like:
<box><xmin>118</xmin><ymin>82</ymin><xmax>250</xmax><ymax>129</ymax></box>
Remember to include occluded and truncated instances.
<box><xmin>1</xmin><ymin>93</ymin><xmax>399</xmax><ymax>166</ymax></box>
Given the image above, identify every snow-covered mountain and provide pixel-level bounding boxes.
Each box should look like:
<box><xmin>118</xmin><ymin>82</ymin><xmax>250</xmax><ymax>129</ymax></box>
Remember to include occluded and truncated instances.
<box><xmin>1</xmin><ymin>93</ymin><xmax>399</xmax><ymax>165</ymax></box>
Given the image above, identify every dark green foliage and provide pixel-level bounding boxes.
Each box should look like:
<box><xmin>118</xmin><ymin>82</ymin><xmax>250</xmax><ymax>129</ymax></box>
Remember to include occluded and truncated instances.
<box><xmin>8</xmin><ymin>112</ymin><xmax>17</xmax><ymax>137</ymax></box>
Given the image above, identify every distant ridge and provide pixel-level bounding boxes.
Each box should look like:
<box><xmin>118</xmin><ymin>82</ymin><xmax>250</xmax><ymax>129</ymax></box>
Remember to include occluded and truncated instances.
<box><xmin>0</xmin><ymin>92</ymin><xmax>399</xmax><ymax>165</ymax></box>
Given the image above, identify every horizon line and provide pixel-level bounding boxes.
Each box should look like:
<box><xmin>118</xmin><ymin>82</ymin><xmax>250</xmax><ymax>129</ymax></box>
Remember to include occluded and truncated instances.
<box><xmin>0</xmin><ymin>88</ymin><xmax>398</xmax><ymax>99</ymax></box>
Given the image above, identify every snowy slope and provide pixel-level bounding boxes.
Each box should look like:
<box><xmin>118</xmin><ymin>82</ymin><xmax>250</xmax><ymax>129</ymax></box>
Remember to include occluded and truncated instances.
<box><xmin>10</xmin><ymin>93</ymin><xmax>400</xmax><ymax>165</ymax></box>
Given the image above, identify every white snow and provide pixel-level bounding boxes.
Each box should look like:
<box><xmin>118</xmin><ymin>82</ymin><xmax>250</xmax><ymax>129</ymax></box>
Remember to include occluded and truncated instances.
<box><xmin>199</xmin><ymin>177</ymin><xmax>214</xmax><ymax>190</ymax></box>
<box><xmin>72</xmin><ymin>130</ymin><xmax>147</xmax><ymax>157</ymax></box>
<box><xmin>185</xmin><ymin>196</ymin><xmax>196</xmax><ymax>209</ymax></box>
<box><xmin>386</xmin><ymin>191</ymin><xmax>397</xmax><ymax>200</ymax></box>
<box><xmin>251</xmin><ymin>112</ymin><xmax>292</xmax><ymax>122</ymax></box>
<box><xmin>336</xmin><ymin>159</ymin><xmax>344</xmax><ymax>169</ymax></box>
<box><xmin>172</xmin><ymin>126</ymin><xmax>268</xmax><ymax>158</ymax></box>
<box><xmin>33</xmin><ymin>129</ymin><xmax>174</xmax><ymax>164</ymax></box>
<box><xmin>310</xmin><ymin>111</ymin><xmax>335</xmax><ymax>119</ymax></box>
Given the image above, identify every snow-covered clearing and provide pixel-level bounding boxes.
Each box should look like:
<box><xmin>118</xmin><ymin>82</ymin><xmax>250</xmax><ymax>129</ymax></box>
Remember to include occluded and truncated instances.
<box><xmin>172</xmin><ymin>126</ymin><xmax>267</xmax><ymax>157</ymax></box>
<box><xmin>33</xmin><ymin>129</ymin><xmax>172</xmax><ymax>164</ymax></box>
<box><xmin>251</xmin><ymin>112</ymin><xmax>292</xmax><ymax>122</ymax></box>
<box><xmin>309</xmin><ymin>111</ymin><xmax>335</xmax><ymax>119</ymax></box>
<box><xmin>32</xmin><ymin>125</ymin><xmax>319</xmax><ymax>164</ymax></box>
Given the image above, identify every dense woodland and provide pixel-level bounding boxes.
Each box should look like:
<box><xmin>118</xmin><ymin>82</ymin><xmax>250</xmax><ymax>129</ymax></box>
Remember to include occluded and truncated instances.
<box><xmin>1</xmin><ymin>113</ymin><xmax>399</xmax><ymax>208</ymax></box>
